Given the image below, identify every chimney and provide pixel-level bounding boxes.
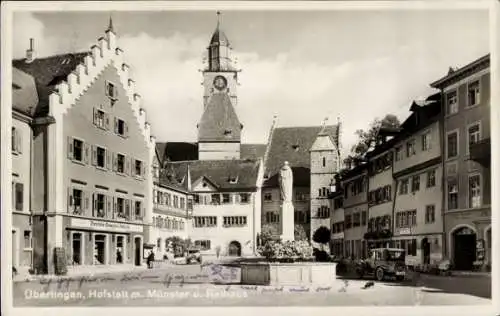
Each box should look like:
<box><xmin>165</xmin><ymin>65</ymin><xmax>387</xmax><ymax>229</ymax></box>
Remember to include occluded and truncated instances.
<box><xmin>26</xmin><ymin>38</ymin><xmax>36</xmax><ymax>63</ymax></box>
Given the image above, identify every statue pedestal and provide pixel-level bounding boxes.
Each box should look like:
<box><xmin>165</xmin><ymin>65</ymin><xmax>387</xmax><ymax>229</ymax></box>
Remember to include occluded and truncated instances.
<box><xmin>281</xmin><ymin>201</ymin><xmax>294</xmax><ymax>242</ymax></box>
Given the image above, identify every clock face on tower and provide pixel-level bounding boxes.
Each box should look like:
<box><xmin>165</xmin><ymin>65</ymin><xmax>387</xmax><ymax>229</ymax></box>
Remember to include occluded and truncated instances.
<box><xmin>213</xmin><ymin>75</ymin><xmax>227</xmax><ymax>91</ymax></box>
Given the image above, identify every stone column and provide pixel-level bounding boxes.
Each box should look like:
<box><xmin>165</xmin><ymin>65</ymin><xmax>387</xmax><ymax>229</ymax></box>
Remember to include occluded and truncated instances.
<box><xmin>279</xmin><ymin>161</ymin><xmax>294</xmax><ymax>241</ymax></box>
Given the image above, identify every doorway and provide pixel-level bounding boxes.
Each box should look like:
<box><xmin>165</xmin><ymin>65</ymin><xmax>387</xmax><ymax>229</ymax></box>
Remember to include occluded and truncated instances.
<box><xmin>116</xmin><ymin>236</ymin><xmax>125</xmax><ymax>264</ymax></box>
<box><xmin>134</xmin><ymin>237</ymin><xmax>141</xmax><ymax>266</ymax></box>
<box><xmin>228</xmin><ymin>241</ymin><xmax>241</xmax><ymax>256</ymax></box>
<box><xmin>94</xmin><ymin>234</ymin><xmax>106</xmax><ymax>265</ymax></box>
<box><xmin>72</xmin><ymin>233</ymin><xmax>82</xmax><ymax>265</ymax></box>
<box><xmin>422</xmin><ymin>238</ymin><xmax>430</xmax><ymax>265</ymax></box>
<box><xmin>453</xmin><ymin>227</ymin><xmax>476</xmax><ymax>270</ymax></box>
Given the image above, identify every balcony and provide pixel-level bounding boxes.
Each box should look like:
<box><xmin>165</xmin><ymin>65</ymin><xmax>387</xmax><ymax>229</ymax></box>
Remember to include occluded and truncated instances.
<box><xmin>469</xmin><ymin>138</ymin><xmax>491</xmax><ymax>166</ymax></box>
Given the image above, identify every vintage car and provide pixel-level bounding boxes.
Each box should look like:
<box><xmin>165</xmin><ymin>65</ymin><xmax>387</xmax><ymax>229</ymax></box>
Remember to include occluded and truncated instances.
<box><xmin>185</xmin><ymin>248</ymin><xmax>202</xmax><ymax>264</ymax></box>
<box><xmin>355</xmin><ymin>248</ymin><xmax>406</xmax><ymax>281</ymax></box>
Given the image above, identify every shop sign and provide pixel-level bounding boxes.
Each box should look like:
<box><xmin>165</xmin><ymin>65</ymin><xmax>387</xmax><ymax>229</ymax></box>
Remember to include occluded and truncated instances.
<box><xmin>398</xmin><ymin>228</ymin><xmax>411</xmax><ymax>235</ymax></box>
<box><xmin>332</xmin><ymin>232</ymin><xmax>344</xmax><ymax>239</ymax></box>
<box><xmin>71</xmin><ymin>218</ymin><xmax>143</xmax><ymax>233</ymax></box>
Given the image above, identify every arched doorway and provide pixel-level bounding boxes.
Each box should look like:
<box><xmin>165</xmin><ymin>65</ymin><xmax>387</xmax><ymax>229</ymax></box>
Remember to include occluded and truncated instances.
<box><xmin>422</xmin><ymin>238</ymin><xmax>430</xmax><ymax>265</ymax></box>
<box><xmin>453</xmin><ymin>226</ymin><xmax>476</xmax><ymax>270</ymax></box>
<box><xmin>228</xmin><ymin>241</ymin><xmax>241</xmax><ymax>256</ymax></box>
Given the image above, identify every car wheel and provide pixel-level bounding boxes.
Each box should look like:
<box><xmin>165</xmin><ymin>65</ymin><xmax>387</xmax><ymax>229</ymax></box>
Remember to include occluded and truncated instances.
<box><xmin>375</xmin><ymin>267</ymin><xmax>384</xmax><ymax>281</ymax></box>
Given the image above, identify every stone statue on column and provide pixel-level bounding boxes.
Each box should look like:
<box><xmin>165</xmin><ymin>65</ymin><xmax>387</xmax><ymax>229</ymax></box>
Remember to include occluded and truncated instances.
<box><xmin>279</xmin><ymin>161</ymin><xmax>294</xmax><ymax>241</ymax></box>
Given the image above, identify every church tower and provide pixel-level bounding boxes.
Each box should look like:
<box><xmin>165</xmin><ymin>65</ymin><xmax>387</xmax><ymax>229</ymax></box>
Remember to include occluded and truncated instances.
<box><xmin>310</xmin><ymin>119</ymin><xmax>340</xmax><ymax>250</ymax></box>
<box><xmin>198</xmin><ymin>12</ymin><xmax>242</xmax><ymax>160</ymax></box>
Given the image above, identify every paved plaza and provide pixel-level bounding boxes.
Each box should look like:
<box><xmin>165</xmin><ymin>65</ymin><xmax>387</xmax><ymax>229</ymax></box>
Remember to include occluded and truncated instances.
<box><xmin>13</xmin><ymin>264</ymin><xmax>491</xmax><ymax>306</ymax></box>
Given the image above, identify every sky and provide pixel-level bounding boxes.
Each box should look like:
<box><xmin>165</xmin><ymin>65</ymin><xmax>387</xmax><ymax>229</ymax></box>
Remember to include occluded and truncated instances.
<box><xmin>12</xmin><ymin>9</ymin><xmax>489</xmax><ymax>156</ymax></box>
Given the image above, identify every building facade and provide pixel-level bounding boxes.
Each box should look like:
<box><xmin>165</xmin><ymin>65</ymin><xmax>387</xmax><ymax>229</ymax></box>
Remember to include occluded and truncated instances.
<box><xmin>392</xmin><ymin>97</ymin><xmax>444</xmax><ymax>267</ymax></box>
<box><xmin>150</xmin><ymin>153</ymin><xmax>193</xmax><ymax>259</ymax></box>
<box><xmin>164</xmin><ymin>159</ymin><xmax>263</xmax><ymax>257</ymax></box>
<box><xmin>13</xmin><ymin>21</ymin><xmax>155</xmax><ymax>273</ymax></box>
<box><xmin>365</xmin><ymin>140</ymin><xmax>395</xmax><ymax>250</ymax></box>
<box><xmin>431</xmin><ymin>54</ymin><xmax>491</xmax><ymax>271</ymax></box>
<box><xmin>329</xmin><ymin>189</ymin><xmax>344</xmax><ymax>257</ymax></box>
<box><xmin>341</xmin><ymin>165</ymin><xmax>369</xmax><ymax>259</ymax></box>
<box><xmin>11</xmin><ymin>67</ymin><xmax>39</xmax><ymax>275</ymax></box>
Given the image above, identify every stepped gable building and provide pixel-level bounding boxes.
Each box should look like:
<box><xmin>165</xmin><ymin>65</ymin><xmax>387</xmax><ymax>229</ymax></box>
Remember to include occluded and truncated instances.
<box><xmin>261</xmin><ymin>124</ymin><xmax>340</xmax><ymax>240</ymax></box>
<box><xmin>431</xmin><ymin>54</ymin><xmax>491</xmax><ymax>271</ymax></box>
<box><xmin>12</xmin><ymin>19</ymin><xmax>156</xmax><ymax>274</ymax></box>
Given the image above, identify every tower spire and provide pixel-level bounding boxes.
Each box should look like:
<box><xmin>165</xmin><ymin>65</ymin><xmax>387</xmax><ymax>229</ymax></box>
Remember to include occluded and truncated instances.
<box><xmin>216</xmin><ymin>11</ymin><xmax>221</xmax><ymax>28</ymax></box>
<box><xmin>107</xmin><ymin>15</ymin><xmax>114</xmax><ymax>33</ymax></box>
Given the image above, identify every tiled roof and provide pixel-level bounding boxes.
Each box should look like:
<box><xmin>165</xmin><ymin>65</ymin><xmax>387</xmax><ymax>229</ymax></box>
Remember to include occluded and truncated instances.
<box><xmin>263</xmin><ymin>125</ymin><xmax>338</xmax><ymax>187</ymax></box>
<box><xmin>13</xmin><ymin>52</ymin><xmax>90</xmax><ymax>117</ymax></box>
<box><xmin>156</xmin><ymin>142</ymin><xmax>266</xmax><ymax>163</ymax></box>
<box><xmin>162</xmin><ymin>159</ymin><xmax>261</xmax><ymax>191</ymax></box>
<box><xmin>198</xmin><ymin>93</ymin><xmax>242</xmax><ymax>142</ymax></box>
<box><xmin>241</xmin><ymin>144</ymin><xmax>267</xmax><ymax>160</ymax></box>
<box><xmin>12</xmin><ymin>67</ymin><xmax>39</xmax><ymax>117</ymax></box>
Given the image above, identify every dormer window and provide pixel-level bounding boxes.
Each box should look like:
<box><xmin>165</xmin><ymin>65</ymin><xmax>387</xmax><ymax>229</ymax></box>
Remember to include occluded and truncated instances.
<box><xmin>224</xmin><ymin>129</ymin><xmax>232</xmax><ymax>136</ymax></box>
<box><xmin>292</xmin><ymin>144</ymin><xmax>300</xmax><ymax>151</ymax></box>
<box><xmin>228</xmin><ymin>176</ymin><xmax>238</xmax><ymax>184</ymax></box>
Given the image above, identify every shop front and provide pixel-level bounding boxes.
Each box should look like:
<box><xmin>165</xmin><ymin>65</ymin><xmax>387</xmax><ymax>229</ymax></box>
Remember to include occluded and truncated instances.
<box><xmin>392</xmin><ymin>228</ymin><xmax>443</xmax><ymax>268</ymax></box>
<box><xmin>63</xmin><ymin>217</ymin><xmax>145</xmax><ymax>267</ymax></box>
<box><xmin>445</xmin><ymin>207</ymin><xmax>491</xmax><ymax>271</ymax></box>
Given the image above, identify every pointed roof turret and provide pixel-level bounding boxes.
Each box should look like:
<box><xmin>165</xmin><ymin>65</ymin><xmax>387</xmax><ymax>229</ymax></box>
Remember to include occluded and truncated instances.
<box><xmin>210</xmin><ymin>11</ymin><xmax>230</xmax><ymax>47</ymax></box>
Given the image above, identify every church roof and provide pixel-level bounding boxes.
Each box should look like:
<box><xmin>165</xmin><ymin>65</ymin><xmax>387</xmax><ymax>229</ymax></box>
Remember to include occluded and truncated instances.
<box><xmin>198</xmin><ymin>93</ymin><xmax>242</xmax><ymax>142</ymax></box>
<box><xmin>13</xmin><ymin>52</ymin><xmax>90</xmax><ymax>117</ymax></box>
<box><xmin>155</xmin><ymin>142</ymin><xmax>267</xmax><ymax>163</ymax></box>
<box><xmin>162</xmin><ymin>159</ymin><xmax>261</xmax><ymax>192</ymax></box>
<box><xmin>12</xmin><ymin>67</ymin><xmax>39</xmax><ymax>117</ymax></box>
<box><xmin>263</xmin><ymin>125</ymin><xmax>338</xmax><ymax>187</ymax></box>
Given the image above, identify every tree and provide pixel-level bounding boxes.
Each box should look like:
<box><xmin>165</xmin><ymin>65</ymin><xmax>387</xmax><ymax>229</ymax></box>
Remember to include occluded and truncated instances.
<box><xmin>294</xmin><ymin>224</ymin><xmax>308</xmax><ymax>241</ymax></box>
<box><xmin>344</xmin><ymin>114</ymin><xmax>401</xmax><ymax>165</ymax></box>
<box><xmin>312</xmin><ymin>226</ymin><xmax>331</xmax><ymax>251</ymax></box>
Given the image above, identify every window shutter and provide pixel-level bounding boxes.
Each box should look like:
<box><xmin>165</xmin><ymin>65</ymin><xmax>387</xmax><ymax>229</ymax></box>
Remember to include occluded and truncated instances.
<box><xmin>142</xmin><ymin>206</ymin><xmax>145</xmax><ymax>219</ymax></box>
<box><xmin>125</xmin><ymin>156</ymin><xmax>130</xmax><ymax>175</ymax></box>
<box><xmin>84</xmin><ymin>191</ymin><xmax>90</xmax><ymax>214</ymax></box>
<box><xmin>14</xmin><ymin>183</ymin><xmax>23</xmax><ymax>211</ymax></box>
<box><xmin>114</xmin><ymin>85</ymin><xmax>118</xmax><ymax>98</ymax></box>
<box><xmin>105</xmin><ymin>81</ymin><xmax>109</xmax><ymax>97</ymax></box>
<box><xmin>16</xmin><ymin>130</ymin><xmax>22</xmax><ymax>154</ymax></box>
<box><xmin>113</xmin><ymin>153</ymin><xmax>117</xmax><ymax>171</ymax></box>
<box><xmin>91</xmin><ymin>145</ymin><xmax>97</xmax><ymax>166</ymax></box>
<box><xmin>83</xmin><ymin>143</ymin><xmax>90</xmax><ymax>164</ymax></box>
<box><xmin>92</xmin><ymin>193</ymin><xmax>96</xmax><ymax>216</ymax></box>
<box><xmin>11</xmin><ymin>128</ymin><xmax>17</xmax><ymax>152</ymax></box>
<box><xmin>113</xmin><ymin>197</ymin><xmax>117</xmax><ymax>218</ymax></box>
<box><xmin>141</xmin><ymin>163</ymin><xmax>146</xmax><ymax>178</ymax></box>
<box><xmin>67</xmin><ymin>137</ymin><xmax>74</xmax><ymax>159</ymax></box>
<box><xmin>106</xmin><ymin>150</ymin><xmax>112</xmax><ymax>170</ymax></box>
<box><xmin>107</xmin><ymin>196</ymin><xmax>112</xmax><ymax>218</ymax></box>
<box><xmin>105</xmin><ymin>113</ymin><xmax>110</xmax><ymax>130</ymax></box>
<box><xmin>125</xmin><ymin>200</ymin><xmax>130</xmax><ymax>219</ymax></box>
<box><xmin>125</xmin><ymin>122</ymin><xmax>129</xmax><ymax>138</ymax></box>
<box><xmin>93</xmin><ymin>108</ymin><xmax>97</xmax><ymax>125</ymax></box>
<box><xmin>114</xmin><ymin>118</ymin><xmax>118</xmax><ymax>134</ymax></box>
<box><xmin>67</xmin><ymin>187</ymin><xmax>73</xmax><ymax>212</ymax></box>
